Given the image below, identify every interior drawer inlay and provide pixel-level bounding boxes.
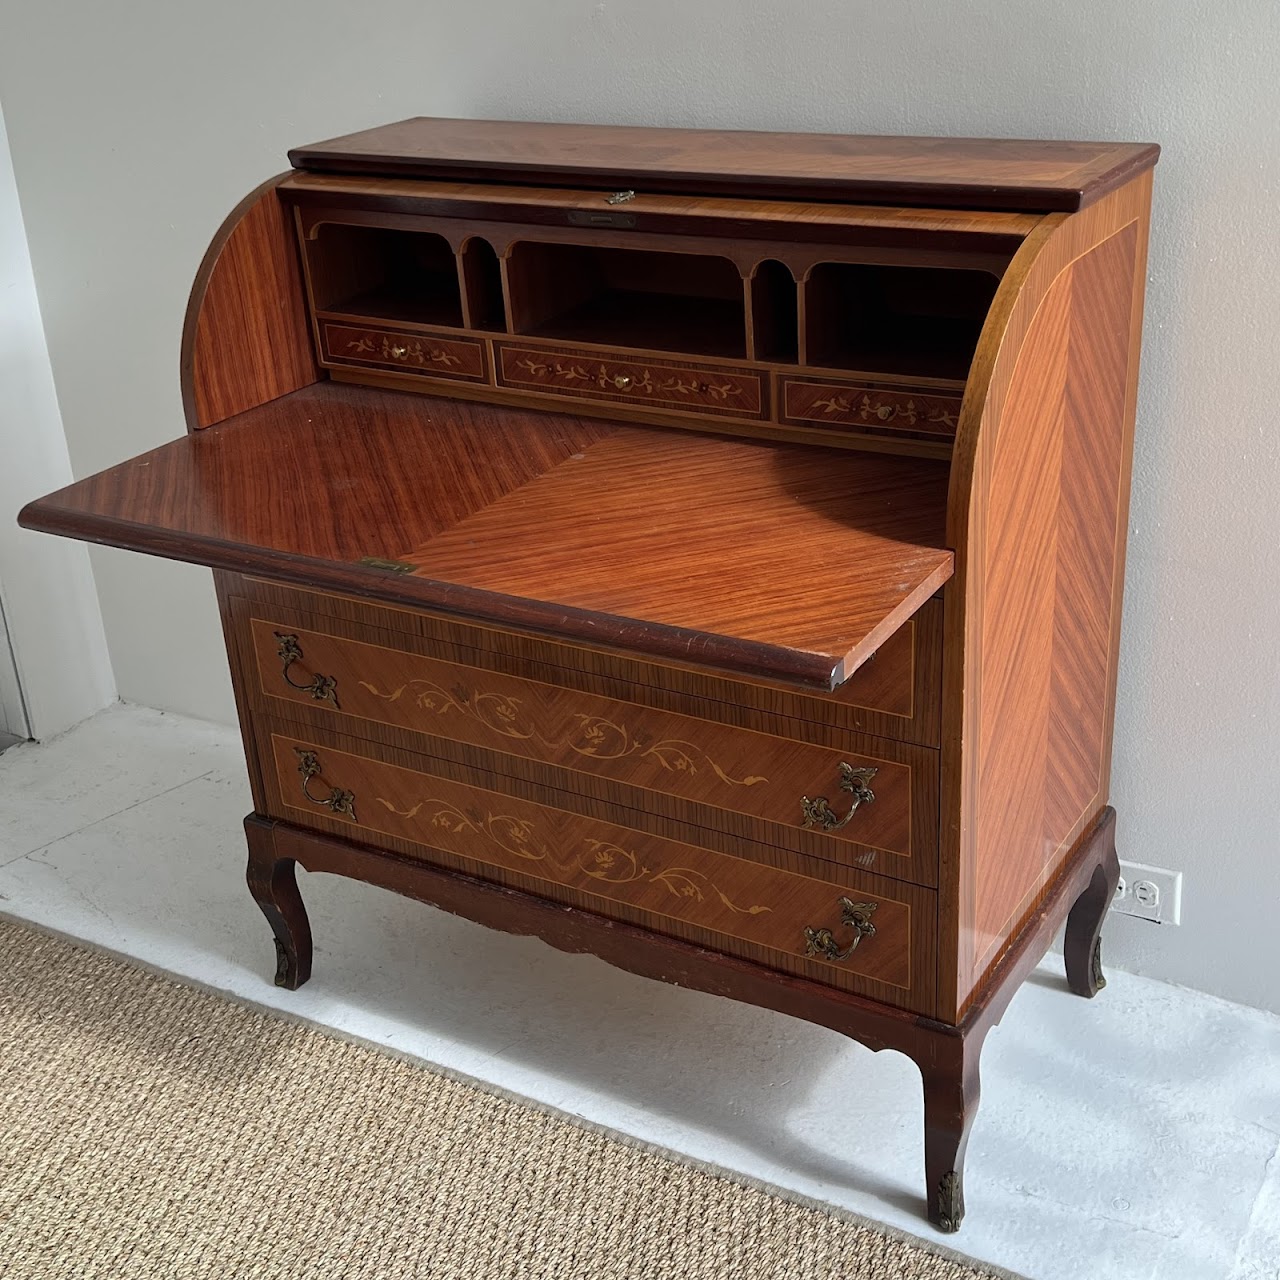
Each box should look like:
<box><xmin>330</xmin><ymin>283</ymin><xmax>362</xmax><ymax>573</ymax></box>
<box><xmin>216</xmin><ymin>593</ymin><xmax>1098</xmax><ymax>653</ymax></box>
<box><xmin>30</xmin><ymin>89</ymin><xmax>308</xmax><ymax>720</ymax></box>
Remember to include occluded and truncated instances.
<box><xmin>495</xmin><ymin>342</ymin><xmax>765</xmax><ymax>418</ymax></box>
<box><xmin>781</xmin><ymin>376</ymin><xmax>962</xmax><ymax>437</ymax></box>
<box><xmin>266</xmin><ymin>731</ymin><xmax>924</xmax><ymax>1002</ymax></box>
<box><xmin>320</xmin><ymin>321</ymin><xmax>487</xmax><ymax>382</ymax></box>
<box><xmin>249</xmin><ymin>614</ymin><xmax>931</xmax><ymax>879</ymax></box>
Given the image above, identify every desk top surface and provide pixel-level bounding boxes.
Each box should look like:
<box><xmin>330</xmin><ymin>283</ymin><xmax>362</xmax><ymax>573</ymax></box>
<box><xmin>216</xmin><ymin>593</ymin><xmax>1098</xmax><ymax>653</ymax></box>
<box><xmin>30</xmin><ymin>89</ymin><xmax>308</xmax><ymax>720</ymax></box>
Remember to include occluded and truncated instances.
<box><xmin>20</xmin><ymin>384</ymin><xmax>953</xmax><ymax>689</ymax></box>
<box><xmin>289</xmin><ymin>117</ymin><xmax>1159</xmax><ymax>212</ymax></box>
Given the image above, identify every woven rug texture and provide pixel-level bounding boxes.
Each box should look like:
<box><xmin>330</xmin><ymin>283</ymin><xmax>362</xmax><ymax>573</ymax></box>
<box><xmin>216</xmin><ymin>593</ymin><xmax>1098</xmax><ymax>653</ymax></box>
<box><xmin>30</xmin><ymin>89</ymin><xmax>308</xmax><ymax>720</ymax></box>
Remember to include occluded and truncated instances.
<box><xmin>0</xmin><ymin>918</ymin><xmax>1002</xmax><ymax>1279</ymax></box>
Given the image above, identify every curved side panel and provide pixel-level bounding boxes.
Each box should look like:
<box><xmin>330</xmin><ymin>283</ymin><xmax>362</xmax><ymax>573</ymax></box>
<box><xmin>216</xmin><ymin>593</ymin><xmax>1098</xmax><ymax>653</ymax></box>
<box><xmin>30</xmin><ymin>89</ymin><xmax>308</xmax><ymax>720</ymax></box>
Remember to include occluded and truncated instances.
<box><xmin>180</xmin><ymin>174</ymin><xmax>319</xmax><ymax>431</ymax></box>
<box><xmin>940</xmin><ymin>174</ymin><xmax>1153</xmax><ymax>1020</ymax></box>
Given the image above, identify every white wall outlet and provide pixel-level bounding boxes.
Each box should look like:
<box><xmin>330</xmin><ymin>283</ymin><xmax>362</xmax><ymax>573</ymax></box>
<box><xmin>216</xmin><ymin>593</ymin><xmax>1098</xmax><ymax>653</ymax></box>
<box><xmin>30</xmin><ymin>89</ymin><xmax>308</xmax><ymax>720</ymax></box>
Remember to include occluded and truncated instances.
<box><xmin>1112</xmin><ymin>860</ymin><xmax>1182</xmax><ymax>925</ymax></box>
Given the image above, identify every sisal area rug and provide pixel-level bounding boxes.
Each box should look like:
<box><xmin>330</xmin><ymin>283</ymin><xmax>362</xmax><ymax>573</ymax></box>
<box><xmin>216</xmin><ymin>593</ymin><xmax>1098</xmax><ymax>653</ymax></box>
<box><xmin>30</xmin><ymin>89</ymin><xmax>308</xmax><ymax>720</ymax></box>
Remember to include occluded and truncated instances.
<box><xmin>0</xmin><ymin>917</ymin><xmax>1008</xmax><ymax>1280</ymax></box>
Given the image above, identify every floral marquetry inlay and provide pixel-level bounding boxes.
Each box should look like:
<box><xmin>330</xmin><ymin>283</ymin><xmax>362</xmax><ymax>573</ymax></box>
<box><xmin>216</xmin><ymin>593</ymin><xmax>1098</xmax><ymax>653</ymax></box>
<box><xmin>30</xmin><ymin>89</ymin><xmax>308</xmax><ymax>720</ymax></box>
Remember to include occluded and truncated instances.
<box><xmin>810</xmin><ymin>393</ymin><xmax>957</xmax><ymax>429</ymax></box>
<box><xmin>496</xmin><ymin>344</ymin><xmax>762</xmax><ymax>417</ymax></box>
<box><xmin>320</xmin><ymin>323</ymin><xmax>486</xmax><ymax>382</ymax></box>
<box><xmin>357</xmin><ymin>676</ymin><xmax>768</xmax><ymax>788</ymax></box>
<box><xmin>346</xmin><ymin>335</ymin><xmax>461</xmax><ymax>368</ymax></box>
<box><xmin>782</xmin><ymin>378</ymin><xmax>961</xmax><ymax>436</ymax></box>
<box><xmin>512</xmin><ymin>357</ymin><xmax>736</xmax><ymax>402</ymax></box>
<box><xmin>373</xmin><ymin>795</ymin><xmax>771</xmax><ymax>916</ymax></box>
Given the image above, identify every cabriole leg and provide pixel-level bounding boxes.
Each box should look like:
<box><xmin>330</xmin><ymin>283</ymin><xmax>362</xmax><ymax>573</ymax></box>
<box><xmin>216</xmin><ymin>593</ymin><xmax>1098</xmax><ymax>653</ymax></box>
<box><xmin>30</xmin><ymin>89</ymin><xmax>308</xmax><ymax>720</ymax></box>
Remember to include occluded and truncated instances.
<box><xmin>920</xmin><ymin>1033</ymin><xmax>982</xmax><ymax>1233</ymax></box>
<box><xmin>245</xmin><ymin>814</ymin><xmax>312</xmax><ymax>990</ymax></box>
<box><xmin>1064</xmin><ymin>807</ymin><xmax>1121</xmax><ymax>998</ymax></box>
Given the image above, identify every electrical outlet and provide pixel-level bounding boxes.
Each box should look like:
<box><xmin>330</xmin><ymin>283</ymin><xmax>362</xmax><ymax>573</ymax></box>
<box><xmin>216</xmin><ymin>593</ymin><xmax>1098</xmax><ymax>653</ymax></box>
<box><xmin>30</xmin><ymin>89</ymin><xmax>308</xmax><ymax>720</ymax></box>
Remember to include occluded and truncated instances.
<box><xmin>1112</xmin><ymin>861</ymin><xmax>1182</xmax><ymax>925</ymax></box>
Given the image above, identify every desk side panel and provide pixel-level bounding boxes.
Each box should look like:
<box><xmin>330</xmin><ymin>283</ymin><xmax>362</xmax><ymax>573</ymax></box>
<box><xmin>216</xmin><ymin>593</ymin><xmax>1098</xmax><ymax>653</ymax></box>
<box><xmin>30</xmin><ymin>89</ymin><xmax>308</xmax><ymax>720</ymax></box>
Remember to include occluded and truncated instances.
<box><xmin>180</xmin><ymin>176</ymin><xmax>319</xmax><ymax>430</ymax></box>
<box><xmin>941</xmin><ymin>174</ymin><xmax>1153</xmax><ymax>1020</ymax></box>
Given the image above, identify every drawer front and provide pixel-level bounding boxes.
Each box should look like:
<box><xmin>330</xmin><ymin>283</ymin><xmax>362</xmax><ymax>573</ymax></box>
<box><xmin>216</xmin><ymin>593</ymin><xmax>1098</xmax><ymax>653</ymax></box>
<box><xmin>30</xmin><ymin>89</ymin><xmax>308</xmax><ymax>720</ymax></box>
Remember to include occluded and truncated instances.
<box><xmin>495</xmin><ymin>342</ymin><xmax>766</xmax><ymax>420</ymax></box>
<box><xmin>780</xmin><ymin>376</ymin><xmax>962</xmax><ymax>439</ymax></box>
<box><xmin>239</xmin><ymin>577</ymin><xmax>942</xmax><ymax>748</ymax></box>
<box><xmin>263</xmin><ymin>727</ymin><xmax>934</xmax><ymax>1013</ymax></box>
<box><xmin>247</xmin><ymin>611</ymin><xmax>934</xmax><ymax>884</ymax></box>
<box><xmin>320</xmin><ymin>321</ymin><xmax>488</xmax><ymax>382</ymax></box>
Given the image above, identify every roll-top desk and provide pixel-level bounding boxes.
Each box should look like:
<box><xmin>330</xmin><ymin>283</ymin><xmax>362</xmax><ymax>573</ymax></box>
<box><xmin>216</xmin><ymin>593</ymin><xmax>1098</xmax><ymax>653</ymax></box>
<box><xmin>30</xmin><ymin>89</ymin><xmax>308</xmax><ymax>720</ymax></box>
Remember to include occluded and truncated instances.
<box><xmin>20</xmin><ymin>119</ymin><xmax>1158</xmax><ymax>1232</ymax></box>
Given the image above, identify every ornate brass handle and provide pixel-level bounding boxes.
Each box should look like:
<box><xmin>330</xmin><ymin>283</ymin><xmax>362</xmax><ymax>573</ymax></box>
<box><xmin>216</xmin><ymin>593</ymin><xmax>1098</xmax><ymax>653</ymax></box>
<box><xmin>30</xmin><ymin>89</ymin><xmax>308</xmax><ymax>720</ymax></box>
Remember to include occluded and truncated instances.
<box><xmin>612</xmin><ymin>374</ymin><xmax>633</xmax><ymax>389</ymax></box>
<box><xmin>294</xmin><ymin>748</ymin><xmax>356</xmax><ymax>820</ymax></box>
<box><xmin>274</xmin><ymin>633</ymin><xmax>340</xmax><ymax>709</ymax></box>
<box><xmin>800</xmin><ymin>763</ymin><xmax>878</xmax><ymax>831</ymax></box>
<box><xmin>389</xmin><ymin>344</ymin><xmax>408</xmax><ymax>359</ymax></box>
<box><xmin>804</xmin><ymin>898</ymin><xmax>877</xmax><ymax>962</ymax></box>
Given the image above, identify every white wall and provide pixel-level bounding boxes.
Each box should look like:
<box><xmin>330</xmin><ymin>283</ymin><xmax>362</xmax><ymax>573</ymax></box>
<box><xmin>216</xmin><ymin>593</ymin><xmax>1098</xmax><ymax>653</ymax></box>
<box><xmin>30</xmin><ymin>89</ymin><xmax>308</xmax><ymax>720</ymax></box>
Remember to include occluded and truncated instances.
<box><xmin>0</xmin><ymin>98</ymin><xmax>114</xmax><ymax>739</ymax></box>
<box><xmin>0</xmin><ymin>0</ymin><xmax>1276</xmax><ymax>1011</ymax></box>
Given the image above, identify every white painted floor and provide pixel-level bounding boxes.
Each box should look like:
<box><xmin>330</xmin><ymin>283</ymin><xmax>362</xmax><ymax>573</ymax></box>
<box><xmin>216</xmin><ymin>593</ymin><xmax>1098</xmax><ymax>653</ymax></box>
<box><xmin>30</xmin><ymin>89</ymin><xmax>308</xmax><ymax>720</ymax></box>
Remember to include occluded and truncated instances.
<box><xmin>0</xmin><ymin>704</ymin><xmax>1277</xmax><ymax>1280</ymax></box>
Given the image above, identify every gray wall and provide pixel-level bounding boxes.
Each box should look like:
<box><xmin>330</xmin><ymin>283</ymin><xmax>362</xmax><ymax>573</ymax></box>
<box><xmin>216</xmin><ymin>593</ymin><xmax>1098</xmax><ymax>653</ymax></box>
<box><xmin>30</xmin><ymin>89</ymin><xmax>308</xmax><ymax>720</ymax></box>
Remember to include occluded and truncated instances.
<box><xmin>0</xmin><ymin>100</ymin><xmax>114</xmax><ymax>739</ymax></box>
<box><xmin>1</xmin><ymin>1</ymin><xmax>1277</xmax><ymax>1012</ymax></box>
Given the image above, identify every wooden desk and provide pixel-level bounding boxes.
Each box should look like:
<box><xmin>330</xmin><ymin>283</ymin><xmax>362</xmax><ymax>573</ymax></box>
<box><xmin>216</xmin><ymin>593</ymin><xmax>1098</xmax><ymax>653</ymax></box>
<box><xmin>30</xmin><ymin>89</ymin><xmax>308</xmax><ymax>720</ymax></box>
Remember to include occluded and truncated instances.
<box><xmin>20</xmin><ymin>118</ymin><xmax>1157</xmax><ymax>1232</ymax></box>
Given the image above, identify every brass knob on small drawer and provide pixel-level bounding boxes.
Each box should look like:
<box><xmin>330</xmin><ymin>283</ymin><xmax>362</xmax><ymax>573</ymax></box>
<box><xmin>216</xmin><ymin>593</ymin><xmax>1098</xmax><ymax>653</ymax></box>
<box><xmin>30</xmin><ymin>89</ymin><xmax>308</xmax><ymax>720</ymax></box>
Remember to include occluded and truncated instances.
<box><xmin>274</xmin><ymin>633</ymin><xmax>340</xmax><ymax>710</ymax></box>
<box><xmin>613</xmin><ymin>374</ymin><xmax>633</xmax><ymax>389</ymax></box>
<box><xmin>804</xmin><ymin>898</ymin><xmax>878</xmax><ymax>962</ymax></box>
<box><xmin>800</xmin><ymin>763</ymin><xmax>878</xmax><ymax>831</ymax></box>
<box><xmin>390</xmin><ymin>344</ymin><xmax>408</xmax><ymax>358</ymax></box>
<box><xmin>294</xmin><ymin>748</ymin><xmax>357</xmax><ymax>820</ymax></box>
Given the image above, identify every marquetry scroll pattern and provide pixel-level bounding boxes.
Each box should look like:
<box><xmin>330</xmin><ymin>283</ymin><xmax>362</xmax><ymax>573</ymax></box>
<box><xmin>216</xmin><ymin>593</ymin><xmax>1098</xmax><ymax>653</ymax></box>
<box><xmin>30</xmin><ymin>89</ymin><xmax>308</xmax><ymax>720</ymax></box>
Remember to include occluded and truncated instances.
<box><xmin>358</xmin><ymin>675</ymin><xmax>769</xmax><ymax>788</ymax></box>
<box><xmin>375</xmin><ymin>792</ymin><xmax>771</xmax><ymax>916</ymax></box>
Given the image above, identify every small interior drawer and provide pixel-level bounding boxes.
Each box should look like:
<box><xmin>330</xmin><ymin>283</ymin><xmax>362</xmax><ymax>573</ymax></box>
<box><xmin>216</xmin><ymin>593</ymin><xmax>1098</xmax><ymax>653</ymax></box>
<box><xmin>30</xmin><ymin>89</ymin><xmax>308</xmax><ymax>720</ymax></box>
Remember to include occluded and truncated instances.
<box><xmin>259</xmin><ymin>722</ymin><xmax>937</xmax><ymax>1015</ymax></box>
<box><xmin>494</xmin><ymin>341</ymin><xmax>767</xmax><ymax>420</ymax></box>
<box><xmin>240</xmin><ymin>602</ymin><xmax>938</xmax><ymax>886</ymax></box>
<box><xmin>318</xmin><ymin>320</ymin><xmax>488</xmax><ymax>382</ymax></box>
<box><xmin>779</xmin><ymin>375</ymin><xmax>964</xmax><ymax>440</ymax></box>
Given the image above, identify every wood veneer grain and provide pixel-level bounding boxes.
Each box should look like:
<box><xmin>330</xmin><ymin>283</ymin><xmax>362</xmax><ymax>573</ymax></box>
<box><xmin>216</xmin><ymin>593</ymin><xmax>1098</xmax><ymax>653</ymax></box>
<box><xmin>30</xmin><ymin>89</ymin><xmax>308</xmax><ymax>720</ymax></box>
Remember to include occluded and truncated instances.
<box><xmin>180</xmin><ymin>177</ymin><xmax>318</xmax><ymax>430</ymax></box>
<box><xmin>397</xmin><ymin>428</ymin><xmax>952</xmax><ymax>689</ymax></box>
<box><xmin>19</xmin><ymin>386</ymin><xmax>951</xmax><ymax>690</ymax></box>
<box><xmin>288</xmin><ymin>118</ymin><xmax>1158</xmax><ymax>212</ymax></box>
<box><xmin>940</xmin><ymin>174</ymin><xmax>1153</xmax><ymax>1018</ymax></box>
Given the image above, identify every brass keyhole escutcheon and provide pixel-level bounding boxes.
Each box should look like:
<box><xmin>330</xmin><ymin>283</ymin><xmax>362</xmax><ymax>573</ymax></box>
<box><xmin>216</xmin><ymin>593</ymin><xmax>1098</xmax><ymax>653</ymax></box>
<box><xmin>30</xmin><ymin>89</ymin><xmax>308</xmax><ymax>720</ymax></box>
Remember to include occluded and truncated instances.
<box><xmin>390</xmin><ymin>345</ymin><xmax>408</xmax><ymax>359</ymax></box>
<box><xmin>613</xmin><ymin>374</ymin><xmax>632</xmax><ymax>389</ymax></box>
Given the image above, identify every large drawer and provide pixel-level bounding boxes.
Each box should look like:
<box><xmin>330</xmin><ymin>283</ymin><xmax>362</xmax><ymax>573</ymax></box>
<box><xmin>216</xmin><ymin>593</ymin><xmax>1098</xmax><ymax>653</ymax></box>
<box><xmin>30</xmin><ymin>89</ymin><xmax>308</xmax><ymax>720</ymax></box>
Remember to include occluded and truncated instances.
<box><xmin>239</xmin><ymin>602</ymin><xmax>938</xmax><ymax>886</ymax></box>
<box><xmin>236</xmin><ymin>575</ymin><xmax>941</xmax><ymax>749</ymax></box>
<box><xmin>259</xmin><ymin>723</ymin><xmax>937</xmax><ymax>1015</ymax></box>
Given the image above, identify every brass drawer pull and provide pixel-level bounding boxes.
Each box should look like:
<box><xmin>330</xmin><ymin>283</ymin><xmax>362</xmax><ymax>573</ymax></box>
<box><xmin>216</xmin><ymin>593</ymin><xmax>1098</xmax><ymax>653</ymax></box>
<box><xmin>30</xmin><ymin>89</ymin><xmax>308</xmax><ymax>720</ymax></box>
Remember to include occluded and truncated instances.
<box><xmin>800</xmin><ymin>763</ymin><xmax>878</xmax><ymax>831</ymax></box>
<box><xmin>804</xmin><ymin>898</ymin><xmax>877</xmax><ymax>962</ymax></box>
<box><xmin>294</xmin><ymin>748</ymin><xmax>357</xmax><ymax>820</ymax></box>
<box><xmin>274</xmin><ymin>633</ymin><xmax>340</xmax><ymax>709</ymax></box>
